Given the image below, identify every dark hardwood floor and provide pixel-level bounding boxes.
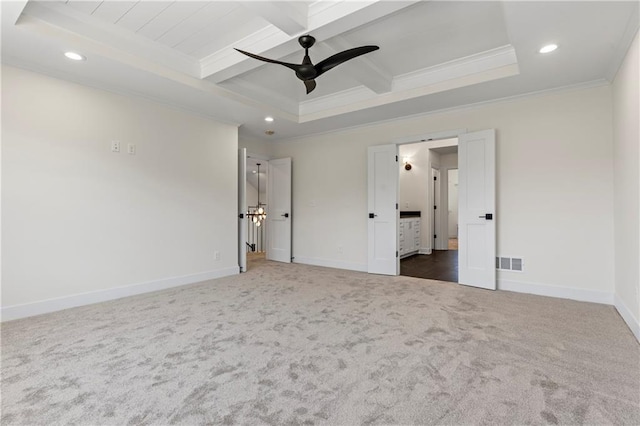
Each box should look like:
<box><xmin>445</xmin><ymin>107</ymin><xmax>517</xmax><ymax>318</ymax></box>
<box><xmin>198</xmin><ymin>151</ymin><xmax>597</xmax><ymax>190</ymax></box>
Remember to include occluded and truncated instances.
<box><xmin>400</xmin><ymin>250</ymin><xmax>458</xmax><ymax>282</ymax></box>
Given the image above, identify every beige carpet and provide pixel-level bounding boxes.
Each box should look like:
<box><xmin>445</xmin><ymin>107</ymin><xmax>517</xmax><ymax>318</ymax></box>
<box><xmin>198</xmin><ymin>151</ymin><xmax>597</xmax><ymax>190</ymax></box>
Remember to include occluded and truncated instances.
<box><xmin>2</xmin><ymin>257</ymin><xmax>639</xmax><ymax>425</ymax></box>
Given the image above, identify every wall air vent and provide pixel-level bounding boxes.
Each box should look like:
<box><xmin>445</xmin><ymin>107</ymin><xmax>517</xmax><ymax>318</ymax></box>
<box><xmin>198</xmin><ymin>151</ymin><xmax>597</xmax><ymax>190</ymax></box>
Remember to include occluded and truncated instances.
<box><xmin>511</xmin><ymin>258</ymin><xmax>523</xmax><ymax>271</ymax></box>
<box><xmin>496</xmin><ymin>256</ymin><xmax>524</xmax><ymax>272</ymax></box>
<box><xmin>500</xmin><ymin>257</ymin><xmax>510</xmax><ymax>270</ymax></box>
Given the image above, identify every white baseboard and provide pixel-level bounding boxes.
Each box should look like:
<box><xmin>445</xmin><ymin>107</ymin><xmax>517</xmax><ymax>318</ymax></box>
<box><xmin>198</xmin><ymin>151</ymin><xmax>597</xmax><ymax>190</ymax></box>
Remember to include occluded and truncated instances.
<box><xmin>1</xmin><ymin>267</ymin><xmax>239</xmax><ymax>322</ymax></box>
<box><xmin>293</xmin><ymin>256</ymin><xmax>367</xmax><ymax>272</ymax></box>
<box><xmin>419</xmin><ymin>248</ymin><xmax>432</xmax><ymax>255</ymax></box>
<box><xmin>498</xmin><ymin>279</ymin><xmax>614</xmax><ymax>305</ymax></box>
<box><xmin>614</xmin><ymin>293</ymin><xmax>640</xmax><ymax>343</ymax></box>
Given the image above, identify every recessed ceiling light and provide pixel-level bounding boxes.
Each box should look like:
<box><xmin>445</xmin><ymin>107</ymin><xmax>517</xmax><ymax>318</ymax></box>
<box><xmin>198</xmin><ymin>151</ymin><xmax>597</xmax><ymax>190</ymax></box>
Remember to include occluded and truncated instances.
<box><xmin>64</xmin><ymin>51</ymin><xmax>86</xmax><ymax>61</ymax></box>
<box><xmin>264</xmin><ymin>116</ymin><xmax>274</xmax><ymax>122</ymax></box>
<box><xmin>539</xmin><ymin>44</ymin><xmax>558</xmax><ymax>54</ymax></box>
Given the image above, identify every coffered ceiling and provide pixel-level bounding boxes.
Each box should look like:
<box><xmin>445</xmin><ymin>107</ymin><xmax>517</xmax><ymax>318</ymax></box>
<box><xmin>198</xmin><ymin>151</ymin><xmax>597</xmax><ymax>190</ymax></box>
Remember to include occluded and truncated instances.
<box><xmin>2</xmin><ymin>1</ymin><xmax>638</xmax><ymax>141</ymax></box>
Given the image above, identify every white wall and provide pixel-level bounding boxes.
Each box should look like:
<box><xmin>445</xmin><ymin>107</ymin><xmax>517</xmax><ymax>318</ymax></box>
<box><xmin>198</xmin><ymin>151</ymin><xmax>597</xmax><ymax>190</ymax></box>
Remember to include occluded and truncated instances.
<box><xmin>612</xmin><ymin>31</ymin><xmax>640</xmax><ymax>340</ymax></box>
<box><xmin>1</xmin><ymin>66</ymin><xmax>239</xmax><ymax>319</ymax></box>
<box><xmin>399</xmin><ymin>142</ymin><xmax>431</xmax><ymax>252</ymax></box>
<box><xmin>273</xmin><ymin>85</ymin><xmax>614</xmax><ymax>302</ymax></box>
<box><xmin>239</xmin><ymin>136</ymin><xmax>274</xmax><ymax>159</ymax></box>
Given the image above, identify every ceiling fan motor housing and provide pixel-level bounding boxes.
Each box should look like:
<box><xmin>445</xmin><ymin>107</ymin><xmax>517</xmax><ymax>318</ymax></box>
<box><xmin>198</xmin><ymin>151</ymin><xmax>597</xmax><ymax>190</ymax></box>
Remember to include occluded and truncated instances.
<box><xmin>298</xmin><ymin>35</ymin><xmax>316</xmax><ymax>49</ymax></box>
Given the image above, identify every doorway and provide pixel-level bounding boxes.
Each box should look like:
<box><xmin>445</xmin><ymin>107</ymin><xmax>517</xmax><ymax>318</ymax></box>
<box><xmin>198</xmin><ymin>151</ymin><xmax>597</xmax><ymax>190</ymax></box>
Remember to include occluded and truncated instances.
<box><xmin>398</xmin><ymin>139</ymin><xmax>459</xmax><ymax>282</ymax></box>
<box><xmin>245</xmin><ymin>156</ymin><xmax>269</xmax><ymax>270</ymax></box>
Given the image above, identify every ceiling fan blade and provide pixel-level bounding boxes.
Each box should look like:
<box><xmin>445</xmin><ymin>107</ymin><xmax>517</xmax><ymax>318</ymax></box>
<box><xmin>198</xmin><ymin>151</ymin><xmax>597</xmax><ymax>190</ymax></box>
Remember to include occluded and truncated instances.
<box><xmin>314</xmin><ymin>45</ymin><xmax>379</xmax><ymax>77</ymax></box>
<box><xmin>234</xmin><ymin>48</ymin><xmax>300</xmax><ymax>72</ymax></box>
<box><xmin>304</xmin><ymin>79</ymin><xmax>317</xmax><ymax>94</ymax></box>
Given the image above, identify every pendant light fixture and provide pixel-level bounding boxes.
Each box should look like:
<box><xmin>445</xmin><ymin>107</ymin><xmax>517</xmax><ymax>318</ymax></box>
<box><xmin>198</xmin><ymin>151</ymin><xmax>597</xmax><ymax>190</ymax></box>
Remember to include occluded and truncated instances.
<box><xmin>248</xmin><ymin>163</ymin><xmax>267</xmax><ymax>227</ymax></box>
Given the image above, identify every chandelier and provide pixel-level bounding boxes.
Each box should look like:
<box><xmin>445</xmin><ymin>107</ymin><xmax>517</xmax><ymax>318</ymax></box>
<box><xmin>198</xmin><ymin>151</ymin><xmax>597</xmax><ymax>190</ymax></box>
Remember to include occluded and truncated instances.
<box><xmin>247</xmin><ymin>163</ymin><xmax>267</xmax><ymax>227</ymax></box>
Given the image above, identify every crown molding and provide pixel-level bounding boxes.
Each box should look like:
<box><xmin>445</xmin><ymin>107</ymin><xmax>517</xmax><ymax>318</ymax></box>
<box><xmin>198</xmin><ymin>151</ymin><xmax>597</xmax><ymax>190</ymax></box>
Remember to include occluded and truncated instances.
<box><xmin>274</xmin><ymin>78</ymin><xmax>610</xmax><ymax>144</ymax></box>
<box><xmin>605</xmin><ymin>3</ymin><xmax>639</xmax><ymax>82</ymax></box>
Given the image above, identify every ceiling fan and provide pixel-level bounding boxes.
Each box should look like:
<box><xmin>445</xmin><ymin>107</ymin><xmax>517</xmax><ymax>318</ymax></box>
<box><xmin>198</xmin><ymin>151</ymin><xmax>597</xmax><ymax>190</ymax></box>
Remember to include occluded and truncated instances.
<box><xmin>235</xmin><ymin>35</ymin><xmax>379</xmax><ymax>94</ymax></box>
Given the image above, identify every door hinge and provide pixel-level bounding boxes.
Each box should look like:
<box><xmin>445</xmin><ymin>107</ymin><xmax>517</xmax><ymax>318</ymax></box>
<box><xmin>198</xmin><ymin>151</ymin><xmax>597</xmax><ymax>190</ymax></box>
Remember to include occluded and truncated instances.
<box><xmin>434</xmin><ymin>234</ymin><xmax>437</xmax><ymax>238</ymax></box>
<box><xmin>434</xmin><ymin>176</ymin><xmax>437</xmax><ymax>181</ymax></box>
<box><xmin>396</xmin><ymin>251</ymin><xmax>398</xmax><ymax>258</ymax></box>
<box><xmin>433</xmin><ymin>205</ymin><xmax>437</xmax><ymax>209</ymax></box>
<box><xmin>396</xmin><ymin>203</ymin><xmax>398</xmax><ymax>209</ymax></box>
<box><xmin>395</xmin><ymin>155</ymin><xmax>398</xmax><ymax>162</ymax></box>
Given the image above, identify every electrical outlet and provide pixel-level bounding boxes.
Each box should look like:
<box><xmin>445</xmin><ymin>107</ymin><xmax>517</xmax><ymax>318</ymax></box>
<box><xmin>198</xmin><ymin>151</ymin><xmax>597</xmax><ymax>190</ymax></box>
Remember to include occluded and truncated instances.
<box><xmin>214</xmin><ymin>251</ymin><xmax>220</xmax><ymax>261</ymax></box>
<box><xmin>111</xmin><ymin>141</ymin><xmax>120</xmax><ymax>152</ymax></box>
<box><xmin>127</xmin><ymin>143</ymin><xmax>136</xmax><ymax>155</ymax></box>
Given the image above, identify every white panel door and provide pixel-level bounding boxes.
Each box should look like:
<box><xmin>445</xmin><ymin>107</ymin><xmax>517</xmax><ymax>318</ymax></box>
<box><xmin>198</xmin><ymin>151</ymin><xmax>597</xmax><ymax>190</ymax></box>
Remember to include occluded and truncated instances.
<box><xmin>368</xmin><ymin>144</ymin><xmax>398</xmax><ymax>275</ymax></box>
<box><xmin>458</xmin><ymin>129</ymin><xmax>496</xmax><ymax>289</ymax></box>
<box><xmin>238</xmin><ymin>148</ymin><xmax>247</xmax><ymax>272</ymax></box>
<box><xmin>267</xmin><ymin>158</ymin><xmax>292</xmax><ymax>263</ymax></box>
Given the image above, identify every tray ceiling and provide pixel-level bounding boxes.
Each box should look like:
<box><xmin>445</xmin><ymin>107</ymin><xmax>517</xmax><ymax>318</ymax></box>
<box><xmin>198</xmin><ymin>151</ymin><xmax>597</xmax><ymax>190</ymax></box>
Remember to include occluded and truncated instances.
<box><xmin>2</xmin><ymin>1</ymin><xmax>638</xmax><ymax>141</ymax></box>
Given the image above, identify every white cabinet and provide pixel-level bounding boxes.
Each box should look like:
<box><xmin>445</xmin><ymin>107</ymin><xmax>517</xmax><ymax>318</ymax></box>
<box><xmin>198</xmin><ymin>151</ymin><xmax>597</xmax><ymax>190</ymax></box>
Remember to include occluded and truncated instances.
<box><xmin>399</xmin><ymin>216</ymin><xmax>420</xmax><ymax>258</ymax></box>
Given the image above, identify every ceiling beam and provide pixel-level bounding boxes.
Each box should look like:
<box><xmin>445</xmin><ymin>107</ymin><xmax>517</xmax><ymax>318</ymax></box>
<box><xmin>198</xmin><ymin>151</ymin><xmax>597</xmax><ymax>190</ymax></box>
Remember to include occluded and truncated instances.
<box><xmin>5</xmin><ymin>0</ymin><xmax>30</xmax><ymax>25</ymax></box>
<box><xmin>201</xmin><ymin>1</ymin><xmax>419</xmax><ymax>82</ymax></box>
<box><xmin>323</xmin><ymin>37</ymin><xmax>392</xmax><ymax>94</ymax></box>
<box><xmin>240</xmin><ymin>1</ymin><xmax>308</xmax><ymax>36</ymax></box>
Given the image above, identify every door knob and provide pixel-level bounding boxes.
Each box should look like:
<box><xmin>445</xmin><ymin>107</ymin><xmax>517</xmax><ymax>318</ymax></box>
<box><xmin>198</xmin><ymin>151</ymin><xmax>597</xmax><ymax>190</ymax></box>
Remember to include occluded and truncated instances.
<box><xmin>369</xmin><ymin>213</ymin><xmax>378</xmax><ymax>219</ymax></box>
<box><xmin>281</xmin><ymin>213</ymin><xmax>289</xmax><ymax>218</ymax></box>
<box><xmin>478</xmin><ymin>213</ymin><xmax>493</xmax><ymax>220</ymax></box>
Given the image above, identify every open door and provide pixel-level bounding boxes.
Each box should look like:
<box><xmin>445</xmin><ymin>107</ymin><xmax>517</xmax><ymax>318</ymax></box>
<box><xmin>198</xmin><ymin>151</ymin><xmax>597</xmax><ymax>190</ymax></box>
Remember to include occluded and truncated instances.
<box><xmin>267</xmin><ymin>158</ymin><xmax>292</xmax><ymax>263</ymax></box>
<box><xmin>458</xmin><ymin>129</ymin><xmax>496</xmax><ymax>289</ymax></box>
<box><xmin>367</xmin><ymin>144</ymin><xmax>398</xmax><ymax>275</ymax></box>
<box><xmin>238</xmin><ymin>148</ymin><xmax>247</xmax><ymax>272</ymax></box>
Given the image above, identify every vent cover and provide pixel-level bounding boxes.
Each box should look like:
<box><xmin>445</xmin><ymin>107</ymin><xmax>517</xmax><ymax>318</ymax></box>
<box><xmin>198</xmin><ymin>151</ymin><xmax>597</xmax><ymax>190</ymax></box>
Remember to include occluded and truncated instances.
<box><xmin>496</xmin><ymin>256</ymin><xmax>524</xmax><ymax>272</ymax></box>
<box><xmin>500</xmin><ymin>257</ymin><xmax>510</xmax><ymax>270</ymax></box>
<box><xmin>511</xmin><ymin>258</ymin><xmax>523</xmax><ymax>271</ymax></box>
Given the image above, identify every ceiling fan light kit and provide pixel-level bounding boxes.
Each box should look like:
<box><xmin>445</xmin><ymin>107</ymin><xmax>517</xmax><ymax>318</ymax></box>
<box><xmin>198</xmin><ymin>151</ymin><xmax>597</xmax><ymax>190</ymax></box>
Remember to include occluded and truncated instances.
<box><xmin>235</xmin><ymin>35</ymin><xmax>379</xmax><ymax>94</ymax></box>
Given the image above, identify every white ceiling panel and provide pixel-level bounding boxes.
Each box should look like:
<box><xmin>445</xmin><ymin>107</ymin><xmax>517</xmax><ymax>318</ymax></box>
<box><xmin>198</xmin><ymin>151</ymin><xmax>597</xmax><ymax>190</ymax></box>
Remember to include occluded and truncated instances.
<box><xmin>184</xmin><ymin>10</ymin><xmax>267</xmax><ymax>58</ymax></box>
<box><xmin>91</xmin><ymin>1</ymin><xmax>137</xmax><ymax>24</ymax></box>
<box><xmin>136</xmin><ymin>1</ymin><xmax>209</xmax><ymax>41</ymax></box>
<box><xmin>65</xmin><ymin>0</ymin><xmax>101</xmax><ymax>15</ymax></box>
<box><xmin>156</xmin><ymin>2</ymin><xmax>239</xmax><ymax>49</ymax></box>
<box><xmin>115</xmin><ymin>2</ymin><xmax>174</xmax><ymax>33</ymax></box>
